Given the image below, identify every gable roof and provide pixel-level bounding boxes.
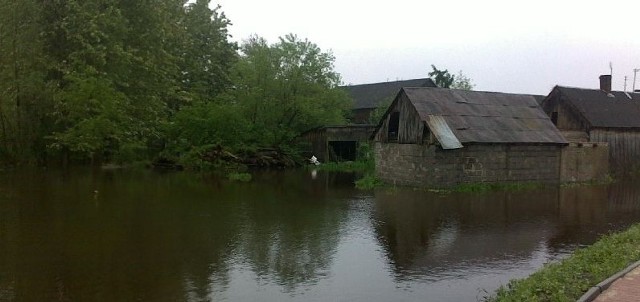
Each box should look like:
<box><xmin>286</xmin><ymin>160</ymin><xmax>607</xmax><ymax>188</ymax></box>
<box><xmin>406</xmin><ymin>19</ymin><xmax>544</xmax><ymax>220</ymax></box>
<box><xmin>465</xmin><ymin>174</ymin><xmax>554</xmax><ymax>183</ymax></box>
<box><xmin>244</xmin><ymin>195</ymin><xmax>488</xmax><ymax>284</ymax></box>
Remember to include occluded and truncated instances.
<box><xmin>548</xmin><ymin>86</ymin><xmax>640</xmax><ymax>128</ymax></box>
<box><xmin>398</xmin><ymin>87</ymin><xmax>567</xmax><ymax>145</ymax></box>
<box><xmin>342</xmin><ymin>78</ymin><xmax>437</xmax><ymax>109</ymax></box>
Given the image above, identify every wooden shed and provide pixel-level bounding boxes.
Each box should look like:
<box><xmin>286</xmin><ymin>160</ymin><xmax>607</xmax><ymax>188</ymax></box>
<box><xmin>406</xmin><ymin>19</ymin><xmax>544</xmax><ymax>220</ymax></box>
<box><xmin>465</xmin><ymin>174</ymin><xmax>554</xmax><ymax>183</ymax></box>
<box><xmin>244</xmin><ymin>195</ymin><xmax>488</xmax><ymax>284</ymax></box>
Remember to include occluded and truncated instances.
<box><xmin>300</xmin><ymin>125</ymin><xmax>376</xmax><ymax>162</ymax></box>
<box><xmin>342</xmin><ymin>78</ymin><xmax>437</xmax><ymax>124</ymax></box>
<box><xmin>541</xmin><ymin>76</ymin><xmax>640</xmax><ymax>172</ymax></box>
<box><xmin>373</xmin><ymin>87</ymin><xmax>569</xmax><ymax>187</ymax></box>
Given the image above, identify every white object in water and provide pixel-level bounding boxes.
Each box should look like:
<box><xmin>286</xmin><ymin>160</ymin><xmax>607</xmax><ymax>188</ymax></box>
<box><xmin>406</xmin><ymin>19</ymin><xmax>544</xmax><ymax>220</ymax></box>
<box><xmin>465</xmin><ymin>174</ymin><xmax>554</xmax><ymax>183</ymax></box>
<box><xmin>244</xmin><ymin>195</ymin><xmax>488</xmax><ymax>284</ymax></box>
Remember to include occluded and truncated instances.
<box><xmin>310</xmin><ymin>155</ymin><xmax>321</xmax><ymax>166</ymax></box>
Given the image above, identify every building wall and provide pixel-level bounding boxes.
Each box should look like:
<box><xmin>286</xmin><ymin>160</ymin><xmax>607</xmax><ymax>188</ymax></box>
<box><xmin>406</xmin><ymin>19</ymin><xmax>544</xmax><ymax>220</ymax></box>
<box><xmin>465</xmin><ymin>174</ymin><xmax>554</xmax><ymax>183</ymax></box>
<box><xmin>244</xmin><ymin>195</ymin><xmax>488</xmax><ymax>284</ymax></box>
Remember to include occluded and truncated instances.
<box><xmin>542</xmin><ymin>92</ymin><xmax>589</xmax><ymax>132</ymax></box>
<box><xmin>590</xmin><ymin>129</ymin><xmax>640</xmax><ymax>172</ymax></box>
<box><xmin>560</xmin><ymin>143</ymin><xmax>609</xmax><ymax>182</ymax></box>
<box><xmin>555</xmin><ymin>101</ymin><xmax>587</xmax><ymax>131</ymax></box>
<box><xmin>375</xmin><ymin>143</ymin><xmax>561</xmax><ymax>187</ymax></box>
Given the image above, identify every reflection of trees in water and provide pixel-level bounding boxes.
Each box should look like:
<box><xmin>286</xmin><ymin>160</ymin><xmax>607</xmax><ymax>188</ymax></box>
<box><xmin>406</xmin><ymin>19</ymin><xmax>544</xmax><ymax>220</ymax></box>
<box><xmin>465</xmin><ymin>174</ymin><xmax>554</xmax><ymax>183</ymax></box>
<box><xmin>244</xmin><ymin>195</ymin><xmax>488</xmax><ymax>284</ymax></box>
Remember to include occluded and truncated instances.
<box><xmin>373</xmin><ymin>189</ymin><xmax>560</xmax><ymax>279</ymax></box>
<box><xmin>0</xmin><ymin>170</ymin><xmax>241</xmax><ymax>301</ymax></box>
<box><xmin>233</xmin><ymin>172</ymin><xmax>348</xmax><ymax>292</ymax></box>
<box><xmin>0</xmin><ymin>169</ymin><xmax>351</xmax><ymax>300</ymax></box>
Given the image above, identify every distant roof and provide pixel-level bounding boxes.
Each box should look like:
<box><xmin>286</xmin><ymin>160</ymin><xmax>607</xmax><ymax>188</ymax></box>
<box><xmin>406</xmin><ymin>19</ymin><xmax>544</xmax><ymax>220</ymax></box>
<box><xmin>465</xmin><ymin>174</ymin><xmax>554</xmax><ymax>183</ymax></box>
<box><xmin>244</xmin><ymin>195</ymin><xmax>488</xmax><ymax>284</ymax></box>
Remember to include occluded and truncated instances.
<box><xmin>400</xmin><ymin>87</ymin><xmax>567</xmax><ymax>145</ymax></box>
<box><xmin>549</xmin><ymin>86</ymin><xmax>640</xmax><ymax>128</ymax></box>
<box><xmin>532</xmin><ymin>95</ymin><xmax>546</xmax><ymax>104</ymax></box>
<box><xmin>342</xmin><ymin>78</ymin><xmax>437</xmax><ymax>109</ymax></box>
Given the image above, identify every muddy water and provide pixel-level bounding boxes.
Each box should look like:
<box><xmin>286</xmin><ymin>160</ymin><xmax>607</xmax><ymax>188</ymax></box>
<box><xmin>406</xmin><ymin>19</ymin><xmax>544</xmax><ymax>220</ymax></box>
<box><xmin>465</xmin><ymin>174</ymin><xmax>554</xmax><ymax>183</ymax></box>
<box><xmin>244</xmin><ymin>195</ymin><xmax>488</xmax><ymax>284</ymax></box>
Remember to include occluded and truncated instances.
<box><xmin>1</xmin><ymin>168</ymin><xmax>640</xmax><ymax>301</ymax></box>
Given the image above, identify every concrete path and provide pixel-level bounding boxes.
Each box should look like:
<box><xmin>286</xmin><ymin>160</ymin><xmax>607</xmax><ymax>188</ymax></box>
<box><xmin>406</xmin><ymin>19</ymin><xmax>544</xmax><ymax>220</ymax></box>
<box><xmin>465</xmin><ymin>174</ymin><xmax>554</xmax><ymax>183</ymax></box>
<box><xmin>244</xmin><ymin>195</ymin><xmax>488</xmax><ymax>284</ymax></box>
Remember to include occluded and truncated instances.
<box><xmin>593</xmin><ymin>266</ymin><xmax>640</xmax><ymax>302</ymax></box>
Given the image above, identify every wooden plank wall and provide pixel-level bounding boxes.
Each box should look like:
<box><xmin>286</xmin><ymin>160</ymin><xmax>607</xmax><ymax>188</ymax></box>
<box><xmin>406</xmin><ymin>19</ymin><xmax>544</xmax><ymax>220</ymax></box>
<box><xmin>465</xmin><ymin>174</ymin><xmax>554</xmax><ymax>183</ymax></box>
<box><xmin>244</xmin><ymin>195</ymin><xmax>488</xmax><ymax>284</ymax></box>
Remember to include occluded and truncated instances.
<box><xmin>374</xmin><ymin>93</ymin><xmax>424</xmax><ymax>144</ymax></box>
<box><xmin>590</xmin><ymin>129</ymin><xmax>640</xmax><ymax>172</ymax></box>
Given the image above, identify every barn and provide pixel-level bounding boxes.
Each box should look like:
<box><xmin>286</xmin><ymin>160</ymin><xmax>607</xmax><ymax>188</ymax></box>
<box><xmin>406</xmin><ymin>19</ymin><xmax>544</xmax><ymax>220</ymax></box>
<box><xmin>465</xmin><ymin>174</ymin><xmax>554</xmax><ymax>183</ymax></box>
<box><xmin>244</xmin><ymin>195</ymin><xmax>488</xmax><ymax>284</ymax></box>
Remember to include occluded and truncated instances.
<box><xmin>300</xmin><ymin>78</ymin><xmax>437</xmax><ymax>162</ymax></box>
<box><xmin>373</xmin><ymin>87</ymin><xmax>569</xmax><ymax>187</ymax></box>
<box><xmin>541</xmin><ymin>75</ymin><xmax>640</xmax><ymax>173</ymax></box>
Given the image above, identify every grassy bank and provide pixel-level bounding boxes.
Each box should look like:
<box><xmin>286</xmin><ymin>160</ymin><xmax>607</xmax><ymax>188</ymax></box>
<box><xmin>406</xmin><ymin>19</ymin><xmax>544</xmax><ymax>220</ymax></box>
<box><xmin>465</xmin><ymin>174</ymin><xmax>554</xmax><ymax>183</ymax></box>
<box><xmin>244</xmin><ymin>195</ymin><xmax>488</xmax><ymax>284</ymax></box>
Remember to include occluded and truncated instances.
<box><xmin>488</xmin><ymin>223</ymin><xmax>640</xmax><ymax>301</ymax></box>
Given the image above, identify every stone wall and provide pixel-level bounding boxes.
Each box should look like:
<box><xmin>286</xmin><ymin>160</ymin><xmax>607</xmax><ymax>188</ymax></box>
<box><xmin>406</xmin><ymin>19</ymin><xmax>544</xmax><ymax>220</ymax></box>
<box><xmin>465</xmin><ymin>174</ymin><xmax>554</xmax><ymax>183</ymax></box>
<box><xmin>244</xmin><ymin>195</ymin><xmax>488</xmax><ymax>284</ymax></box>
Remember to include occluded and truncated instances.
<box><xmin>560</xmin><ymin>142</ymin><xmax>609</xmax><ymax>182</ymax></box>
<box><xmin>375</xmin><ymin>143</ymin><xmax>562</xmax><ymax>187</ymax></box>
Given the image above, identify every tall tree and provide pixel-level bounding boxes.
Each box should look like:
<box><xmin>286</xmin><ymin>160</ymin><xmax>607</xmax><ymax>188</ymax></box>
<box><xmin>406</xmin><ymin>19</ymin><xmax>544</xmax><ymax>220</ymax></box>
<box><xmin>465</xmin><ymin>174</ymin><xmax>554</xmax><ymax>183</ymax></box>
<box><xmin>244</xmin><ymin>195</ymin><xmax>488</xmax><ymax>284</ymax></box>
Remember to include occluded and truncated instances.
<box><xmin>0</xmin><ymin>0</ymin><xmax>50</xmax><ymax>162</ymax></box>
<box><xmin>232</xmin><ymin>34</ymin><xmax>351</xmax><ymax>147</ymax></box>
<box><xmin>180</xmin><ymin>0</ymin><xmax>237</xmax><ymax>104</ymax></box>
<box><xmin>45</xmin><ymin>0</ymin><xmax>139</xmax><ymax>161</ymax></box>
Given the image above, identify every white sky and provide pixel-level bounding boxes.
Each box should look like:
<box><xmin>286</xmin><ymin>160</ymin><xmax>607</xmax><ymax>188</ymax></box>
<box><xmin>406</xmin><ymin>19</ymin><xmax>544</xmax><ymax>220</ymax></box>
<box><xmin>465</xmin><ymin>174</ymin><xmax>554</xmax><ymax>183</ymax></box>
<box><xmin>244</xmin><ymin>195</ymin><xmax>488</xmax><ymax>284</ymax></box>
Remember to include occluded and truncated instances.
<box><xmin>214</xmin><ymin>0</ymin><xmax>640</xmax><ymax>95</ymax></box>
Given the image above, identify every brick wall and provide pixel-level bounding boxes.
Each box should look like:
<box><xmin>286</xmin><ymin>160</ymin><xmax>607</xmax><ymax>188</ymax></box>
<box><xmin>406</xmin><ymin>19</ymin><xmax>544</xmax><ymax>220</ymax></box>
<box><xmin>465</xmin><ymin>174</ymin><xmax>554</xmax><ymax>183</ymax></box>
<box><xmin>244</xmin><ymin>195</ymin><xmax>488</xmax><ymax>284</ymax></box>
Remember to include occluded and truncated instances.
<box><xmin>375</xmin><ymin>143</ymin><xmax>562</xmax><ymax>187</ymax></box>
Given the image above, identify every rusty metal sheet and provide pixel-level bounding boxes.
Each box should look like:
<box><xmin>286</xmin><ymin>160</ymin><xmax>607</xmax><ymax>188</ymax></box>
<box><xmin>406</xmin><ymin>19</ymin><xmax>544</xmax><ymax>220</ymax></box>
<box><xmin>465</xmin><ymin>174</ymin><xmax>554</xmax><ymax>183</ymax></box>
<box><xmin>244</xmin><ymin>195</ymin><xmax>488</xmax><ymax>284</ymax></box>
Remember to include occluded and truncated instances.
<box><xmin>426</xmin><ymin>115</ymin><xmax>463</xmax><ymax>149</ymax></box>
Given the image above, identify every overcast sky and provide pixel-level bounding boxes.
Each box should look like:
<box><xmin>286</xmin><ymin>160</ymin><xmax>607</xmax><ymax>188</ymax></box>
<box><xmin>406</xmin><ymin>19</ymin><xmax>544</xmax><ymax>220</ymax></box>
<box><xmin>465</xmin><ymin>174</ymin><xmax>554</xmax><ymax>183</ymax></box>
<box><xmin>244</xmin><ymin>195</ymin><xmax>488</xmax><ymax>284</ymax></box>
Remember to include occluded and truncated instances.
<box><xmin>215</xmin><ymin>0</ymin><xmax>640</xmax><ymax>95</ymax></box>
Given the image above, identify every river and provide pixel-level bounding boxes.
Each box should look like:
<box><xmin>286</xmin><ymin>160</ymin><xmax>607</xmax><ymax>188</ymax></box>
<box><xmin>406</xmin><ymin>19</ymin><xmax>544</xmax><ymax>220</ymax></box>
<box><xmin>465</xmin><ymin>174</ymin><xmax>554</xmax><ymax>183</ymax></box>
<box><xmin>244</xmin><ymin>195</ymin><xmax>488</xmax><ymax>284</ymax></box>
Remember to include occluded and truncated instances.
<box><xmin>1</xmin><ymin>168</ymin><xmax>640</xmax><ymax>301</ymax></box>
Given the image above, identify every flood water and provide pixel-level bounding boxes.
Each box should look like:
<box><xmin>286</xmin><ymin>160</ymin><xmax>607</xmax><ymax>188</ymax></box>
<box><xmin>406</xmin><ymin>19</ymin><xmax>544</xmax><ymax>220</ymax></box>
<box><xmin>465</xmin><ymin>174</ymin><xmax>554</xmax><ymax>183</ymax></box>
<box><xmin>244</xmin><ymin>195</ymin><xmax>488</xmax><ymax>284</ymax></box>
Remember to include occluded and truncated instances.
<box><xmin>1</xmin><ymin>169</ymin><xmax>640</xmax><ymax>301</ymax></box>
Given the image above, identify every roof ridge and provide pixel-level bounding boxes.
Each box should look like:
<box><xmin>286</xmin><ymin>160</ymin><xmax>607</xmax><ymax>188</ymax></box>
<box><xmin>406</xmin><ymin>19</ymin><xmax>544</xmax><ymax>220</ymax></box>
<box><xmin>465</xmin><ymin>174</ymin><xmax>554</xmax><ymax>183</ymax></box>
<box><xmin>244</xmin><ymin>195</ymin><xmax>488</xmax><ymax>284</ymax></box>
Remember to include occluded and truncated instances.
<box><xmin>557</xmin><ymin>85</ymin><xmax>640</xmax><ymax>95</ymax></box>
<box><xmin>404</xmin><ymin>86</ymin><xmax>541</xmax><ymax>98</ymax></box>
<box><xmin>341</xmin><ymin>78</ymin><xmax>431</xmax><ymax>88</ymax></box>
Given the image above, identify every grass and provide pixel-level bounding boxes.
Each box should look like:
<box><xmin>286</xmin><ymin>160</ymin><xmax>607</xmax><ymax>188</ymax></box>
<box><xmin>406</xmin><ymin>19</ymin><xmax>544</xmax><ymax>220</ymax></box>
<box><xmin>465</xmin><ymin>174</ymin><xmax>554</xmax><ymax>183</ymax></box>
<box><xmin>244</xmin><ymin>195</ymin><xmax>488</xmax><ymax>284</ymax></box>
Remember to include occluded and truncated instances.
<box><xmin>487</xmin><ymin>223</ymin><xmax>640</xmax><ymax>301</ymax></box>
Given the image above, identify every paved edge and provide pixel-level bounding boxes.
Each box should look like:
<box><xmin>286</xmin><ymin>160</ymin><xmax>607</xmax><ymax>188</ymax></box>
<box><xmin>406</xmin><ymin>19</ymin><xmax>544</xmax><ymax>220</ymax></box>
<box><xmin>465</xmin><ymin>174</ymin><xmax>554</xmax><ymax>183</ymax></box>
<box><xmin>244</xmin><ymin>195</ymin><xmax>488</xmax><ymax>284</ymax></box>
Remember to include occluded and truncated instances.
<box><xmin>576</xmin><ymin>260</ymin><xmax>640</xmax><ymax>302</ymax></box>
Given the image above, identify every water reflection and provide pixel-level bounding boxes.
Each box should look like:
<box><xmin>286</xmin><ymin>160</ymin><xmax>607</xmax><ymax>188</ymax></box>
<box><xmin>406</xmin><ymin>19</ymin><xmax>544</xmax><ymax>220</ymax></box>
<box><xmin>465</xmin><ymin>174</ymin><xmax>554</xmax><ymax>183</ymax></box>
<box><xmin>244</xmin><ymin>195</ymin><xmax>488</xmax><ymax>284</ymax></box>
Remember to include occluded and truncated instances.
<box><xmin>373</xmin><ymin>189</ymin><xmax>559</xmax><ymax>280</ymax></box>
<box><xmin>2</xmin><ymin>169</ymin><xmax>640</xmax><ymax>301</ymax></box>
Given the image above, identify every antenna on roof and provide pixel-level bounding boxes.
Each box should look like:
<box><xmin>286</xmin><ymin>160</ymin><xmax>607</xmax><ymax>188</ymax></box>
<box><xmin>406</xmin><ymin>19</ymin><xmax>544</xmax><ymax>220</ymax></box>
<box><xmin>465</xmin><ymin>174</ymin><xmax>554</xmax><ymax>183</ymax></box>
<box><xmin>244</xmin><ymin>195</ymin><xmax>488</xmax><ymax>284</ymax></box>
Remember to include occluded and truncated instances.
<box><xmin>624</xmin><ymin>76</ymin><xmax>628</xmax><ymax>92</ymax></box>
<box><xmin>609</xmin><ymin>62</ymin><xmax>613</xmax><ymax>76</ymax></box>
<box><xmin>633</xmin><ymin>68</ymin><xmax>639</xmax><ymax>92</ymax></box>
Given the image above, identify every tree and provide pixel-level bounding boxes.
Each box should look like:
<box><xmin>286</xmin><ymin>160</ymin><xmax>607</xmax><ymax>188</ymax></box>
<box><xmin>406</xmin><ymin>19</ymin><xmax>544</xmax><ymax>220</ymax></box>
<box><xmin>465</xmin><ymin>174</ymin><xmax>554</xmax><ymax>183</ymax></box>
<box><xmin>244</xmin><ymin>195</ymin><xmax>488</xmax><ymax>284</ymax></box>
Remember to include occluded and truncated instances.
<box><xmin>231</xmin><ymin>34</ymin><xmax>351</xmax><ymax>147</ymax></box>
<box><xmin>428</xmin><ymin>65</ymin><xmax>474</xmax><ymax>90</ymax></box>
<box><xmin>0</xmin><ymin>0</ymin><xmax>51</xmax><ymax>162</ymax></box>
<box><xmin>428</xmin><ymin>65</ymin><xmax>455</xmax><ymax>88</ymax></box>
<box><xmin>180</xmin><ymin>0</ymin><xmax>237</xmax><ymax>104</ymax></box>
<box><xmin>451</xmin><ymin>70</ymin><xmax>475</xmax><ymax>90</ymax></box>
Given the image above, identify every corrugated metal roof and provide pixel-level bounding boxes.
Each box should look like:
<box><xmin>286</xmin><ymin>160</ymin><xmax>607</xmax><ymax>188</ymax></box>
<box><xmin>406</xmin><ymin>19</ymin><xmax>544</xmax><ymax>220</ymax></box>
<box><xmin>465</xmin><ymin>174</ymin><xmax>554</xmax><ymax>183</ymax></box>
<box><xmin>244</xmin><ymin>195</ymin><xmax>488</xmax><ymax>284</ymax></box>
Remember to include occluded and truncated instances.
<box><xmin>554</xmin><ymin>86</ymin><xmax>640</xmax><ymax>128</ymax></box>
<box><xmin>403</xmin><ymin>88</ymin><xmax>567</xmax><ymax>145</ymax></box>
<box><xmin>342</xmin><ymin>78</ymin><xmax>437</xmax><ymax>109</ymax></box>
<box><xmin>425</xmin><ymin>115</ymin><xmax>463</xmax><ymax>149</ymax></box>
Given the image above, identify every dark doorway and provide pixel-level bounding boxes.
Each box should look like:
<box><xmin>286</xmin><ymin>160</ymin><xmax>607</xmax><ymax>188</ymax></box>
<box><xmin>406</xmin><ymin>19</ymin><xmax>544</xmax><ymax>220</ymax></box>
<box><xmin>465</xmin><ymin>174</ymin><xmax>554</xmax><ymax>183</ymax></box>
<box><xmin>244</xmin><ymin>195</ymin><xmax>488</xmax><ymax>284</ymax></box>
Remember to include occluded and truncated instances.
<box><xmin>328</xmin><ymin>141</ymin><xmax>357</xmax><ymax>161</ymax></box>
<box><xmin>388</xmin><ymin>112</ymin><xmax>400</xmax><ymax>142</ymax></box>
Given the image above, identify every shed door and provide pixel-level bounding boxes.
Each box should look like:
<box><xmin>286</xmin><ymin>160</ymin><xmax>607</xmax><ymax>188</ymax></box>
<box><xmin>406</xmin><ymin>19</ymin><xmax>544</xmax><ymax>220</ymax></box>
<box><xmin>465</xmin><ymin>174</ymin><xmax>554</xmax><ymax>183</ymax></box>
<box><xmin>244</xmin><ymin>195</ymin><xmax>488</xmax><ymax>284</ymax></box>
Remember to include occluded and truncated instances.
<box><xmin>328</xmin><ymin>141</ymin><xmax>357</xmax><ymax>161</ymax></box>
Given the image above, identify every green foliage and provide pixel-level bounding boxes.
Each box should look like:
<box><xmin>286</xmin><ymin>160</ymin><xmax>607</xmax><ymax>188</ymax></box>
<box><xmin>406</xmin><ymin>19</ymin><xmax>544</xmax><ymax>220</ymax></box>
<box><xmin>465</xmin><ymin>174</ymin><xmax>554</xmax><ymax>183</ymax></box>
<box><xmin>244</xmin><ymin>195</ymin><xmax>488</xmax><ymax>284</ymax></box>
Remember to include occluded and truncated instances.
<box><xmin>355</xmin><ymin>174</ymin><xmax>382</xmax><ymax>190</ymax></box>
<box><xmin>429</xmin><ymin>65</ymin><xmax>475</xmax><ymax>90</ymax></box>
<box><xmin>488</xmin><ymin>223</ymin><xmax>640</xmax><ymax>301</ymax></box>
<box><xmin>429</xmin><ymin>65</ymin><xmax>455</xmax><ymax>88</ymax></box>
<box><xmin>168</xmin><ymin>102</ymin><xmax>252</xmax><ymax>153</ymax></box>
<box><xmin>178</xmin><ymin>0</ymin><xmax>238</xmax><ymax>104</ymax></box>
<box><xmin>227</xmin><ymin>172</ymin><xmax>252</xmax><ymax>182</ymax></box>
<box><xmin>231</xmin><ymin>34</ymin><xmax>351</xmax><ymax>148</ymax></box>
<box><xmin>0</xmin><ymin>0</ymin><xmax>348</xmax><ymax>169</ymax></box>
<box><xmin>451</xmin><ymin>70</ymin><xmax>475</xmax><ymax>90</ymax></box>
<box><xmin>0</xmin><ymin>0</ymin><xmax>238</xmax><ymax>165</ymax></box>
